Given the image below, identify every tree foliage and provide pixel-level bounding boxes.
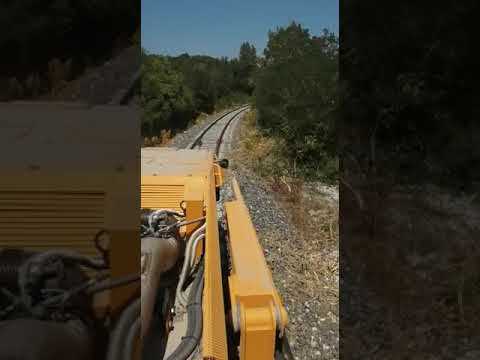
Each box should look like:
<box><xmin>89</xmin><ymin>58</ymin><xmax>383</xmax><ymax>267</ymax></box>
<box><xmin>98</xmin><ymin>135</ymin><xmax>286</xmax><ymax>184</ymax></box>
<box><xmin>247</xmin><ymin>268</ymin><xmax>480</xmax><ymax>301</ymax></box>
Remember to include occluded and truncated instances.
<box><xmin>234</xmin><ymin>42</ymin><xmax>257</xmax><ymax>95</ymax></box>
<box><xmin>142</xmin><ymin>23</ymin><xmax>339</xmax><ymax>179</ymax></box>
<box><xmin>141</xmin><ymin>45</ymin><xmax>256</xmax><ymax>137</ymax></box>
<box><xmin>342</xmin><ymin>0</ymin><xmax>480</xmax><ymax>190</ymax></box>
<box><xmin>173</xmin><ymin>54</ymin><xmax>233</xmax><ymax>113</ymax></box>
<box><xmin>255</xmin><ymin>22</ymin><xmax>338</xmax><ymax>179</ymax></box>
<box><xmin>141</xmin><ymin>53</ymin><xmax>194</xmax><ymax>135</ymax></box>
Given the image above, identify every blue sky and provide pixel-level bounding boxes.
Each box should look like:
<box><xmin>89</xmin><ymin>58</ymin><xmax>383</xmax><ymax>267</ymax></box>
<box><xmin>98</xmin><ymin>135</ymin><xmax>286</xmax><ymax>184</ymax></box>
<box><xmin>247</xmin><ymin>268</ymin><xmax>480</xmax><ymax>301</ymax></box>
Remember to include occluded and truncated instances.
<box><xmin>142</xmin><ymin>0</ymin><xmax>338</xmax><ymax>59</ymax></box>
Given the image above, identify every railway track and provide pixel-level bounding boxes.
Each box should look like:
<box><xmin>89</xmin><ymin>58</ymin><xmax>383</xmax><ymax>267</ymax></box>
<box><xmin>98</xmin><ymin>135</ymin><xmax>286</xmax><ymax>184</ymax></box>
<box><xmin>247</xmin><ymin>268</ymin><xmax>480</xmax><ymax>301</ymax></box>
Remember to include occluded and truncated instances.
<box><xmin>187</xmin><ymin>105</ymin><xmax>249</xmax><ymax>156</ymax></box>
<box><xmin>184</xmin><ymin>104</ymin><xmax>296</xmax><ymax>360</ymax></box>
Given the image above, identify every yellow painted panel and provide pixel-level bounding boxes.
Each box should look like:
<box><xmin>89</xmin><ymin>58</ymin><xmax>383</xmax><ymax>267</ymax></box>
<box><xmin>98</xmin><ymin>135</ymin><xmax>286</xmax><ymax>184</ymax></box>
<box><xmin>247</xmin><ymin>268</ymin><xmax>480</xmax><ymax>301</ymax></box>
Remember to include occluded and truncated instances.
<box><xmin>0</xmin><ymin>190</ymin><xmax>105</xmax><ymax>259</ymax></box>
<box><xmin>110</xmin><ymin>229</ymin><xmax>140</xmax><ymax>312</ymax></box>
<box><xmin>202</xmin><ymin>156</ymin><xmax>229</xmax><ymax>360</ymax></box>
<box><xmin>141</xmin><ymin>184</ymin><xmax>184</xmax><ymax>211</ymax></box>
<box><xmin>225</xmin><ymin>177</ymin><xmax>289</xmax><ymax>360</ymax></box>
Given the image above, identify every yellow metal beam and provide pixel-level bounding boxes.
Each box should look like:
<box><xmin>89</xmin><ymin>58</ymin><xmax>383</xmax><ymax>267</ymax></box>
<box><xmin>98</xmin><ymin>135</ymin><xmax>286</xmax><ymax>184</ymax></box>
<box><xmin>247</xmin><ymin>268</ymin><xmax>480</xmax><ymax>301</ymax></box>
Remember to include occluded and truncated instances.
<box><xmin>213</xmin><ymin>163</ymin><xmax>225</xmax><ymax>188</ymax></box>
<box><xmin>201</xmin><ymin>155</ymin><xmax>229</xmax><ymax>360</ymax></box>
<box><xmin>225</xmin><ymin>178</ymin><xmax>288</xmax><ymax>360</ymax></box>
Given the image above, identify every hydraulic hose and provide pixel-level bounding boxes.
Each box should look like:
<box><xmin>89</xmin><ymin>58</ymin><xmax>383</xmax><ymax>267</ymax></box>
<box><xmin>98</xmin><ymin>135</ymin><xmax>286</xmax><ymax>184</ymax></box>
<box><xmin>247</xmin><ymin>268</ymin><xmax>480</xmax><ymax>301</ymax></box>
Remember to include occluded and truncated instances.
<box><xmin>189</xmin><ymin>234</ymin><xmax>205</xmax><ymax>270</ymax></box>
<box><xmin>86</xmin><ymin>273</ymin><xmax>139</xmax><ymax>295</ymax></box>
<box><xmin>17</xmin><ymin>250</ymin><xmax>106</xmax><ymax>310</ymax></box>
<box><xmin>124</xmin><ymin>317</ymin><xmax>141</xmax><ymax>360</ymax></box>
<box><xmin>106</xmin><ymin>298</ymin><xmax>141</xmax><ymax>360</ymax></box>
<box><xmin>176</xmin><ymin>224</ymin><xmax>205</xmax><ymax>306</ymax></box>
<box><xmin>166</xmin><ymin>262</ymin><xmax>204</xmax><ymax>360</ymax></box>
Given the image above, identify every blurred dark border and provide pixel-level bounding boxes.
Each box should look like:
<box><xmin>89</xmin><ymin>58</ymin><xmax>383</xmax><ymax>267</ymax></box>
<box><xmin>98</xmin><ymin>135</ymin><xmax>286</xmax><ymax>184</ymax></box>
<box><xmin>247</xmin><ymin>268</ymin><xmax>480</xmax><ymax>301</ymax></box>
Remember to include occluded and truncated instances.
<box><xmin>340</xmin><ymin>0</ymin><xmax>480</xmax><ymax>358</ymax></box>
<box><xmin>0</xmin><ymin>1</ymin><xmax>140</xmax><ymax>359</ymax></box>
<box><xmin>0</xmin><ymin>1</ymin><xmax>140</xmax><ymax>103</ymax></box>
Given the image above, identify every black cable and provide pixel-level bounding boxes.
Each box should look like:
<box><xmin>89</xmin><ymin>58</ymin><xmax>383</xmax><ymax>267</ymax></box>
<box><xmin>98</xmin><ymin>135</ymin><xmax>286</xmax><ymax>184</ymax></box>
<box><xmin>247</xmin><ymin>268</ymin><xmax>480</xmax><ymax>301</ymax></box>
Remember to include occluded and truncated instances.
<box><xmin>41</xmin><ymin>273</ymin><xmax>109</xmax><ymax>306</ymax></box>
<box><xmin>165</xmin><ymin>261</ymin><xmax>204</xmax><ymax>360</ymax></box>
<box><xmin>106</xmin><ymin>298</ymin><xmax>140</xmax><ymax>360</ymax></box>
<box><xmin>124</xmin><ymin>316</ymin><xmax>141</xmax><ymax>360</ymax></box>
<box><xmin>32</xmin><ymin>274</ymin><xmax>138</xmax><ymax>315</ymax></box>
<box><xmin>17</xmin><ymin>250</ymin><xmax>107</xmax><ymax>311</ymax></box>
<box><xmin>86</xmin><ymin>273</ymin><xmax>139</xmax><ymax>295</ymax></box>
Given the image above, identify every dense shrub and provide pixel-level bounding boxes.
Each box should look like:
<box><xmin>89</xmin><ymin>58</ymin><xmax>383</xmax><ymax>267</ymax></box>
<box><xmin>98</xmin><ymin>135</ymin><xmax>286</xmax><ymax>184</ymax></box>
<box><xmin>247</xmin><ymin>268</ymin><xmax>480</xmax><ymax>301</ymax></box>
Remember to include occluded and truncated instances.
<box><xmin>255</xmin><ymin>23</ymin><xmax>338</xmax><ymax>180</ymax></box>
<box><xmin>342</xmin><ymin>0</ymin><xmax>480</xmax><ymax>190</ymax></box>
<box><xmin>141</xmin><ymin>54</ymin><xmax>195</xmax><ymax>136</ymax></box>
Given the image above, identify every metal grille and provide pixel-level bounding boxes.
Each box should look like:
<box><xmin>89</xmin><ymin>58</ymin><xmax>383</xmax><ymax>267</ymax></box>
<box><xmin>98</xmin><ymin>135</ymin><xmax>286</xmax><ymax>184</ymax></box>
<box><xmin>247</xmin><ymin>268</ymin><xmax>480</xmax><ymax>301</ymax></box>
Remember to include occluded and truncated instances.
<box><xmin>141</xmin><ymin>184</ymin><xmax>184</xmax><ymax>211</ymax></box>
<box><xmin>0</xmin><ymin>191</ymin><xmax>105</xmax><ymax>257</ymax></box>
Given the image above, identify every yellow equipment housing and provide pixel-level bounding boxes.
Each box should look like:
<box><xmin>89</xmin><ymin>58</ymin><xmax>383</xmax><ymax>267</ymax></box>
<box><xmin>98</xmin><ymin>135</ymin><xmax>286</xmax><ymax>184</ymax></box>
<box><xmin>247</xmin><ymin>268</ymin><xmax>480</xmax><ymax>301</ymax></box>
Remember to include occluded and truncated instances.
<box><xmin>0</xmin><ymin>102</ymin><xmax>289</xmax><ymax>359</ymax></box>
<box><xmin>0</xmin><ymin>102</ymin><xmax>140</xmax><ymax>314</ymax></box>
<box><xmin>141</xmin><ymin>147</ymin><xmax>288</xmax><ymax>360</ymax></box>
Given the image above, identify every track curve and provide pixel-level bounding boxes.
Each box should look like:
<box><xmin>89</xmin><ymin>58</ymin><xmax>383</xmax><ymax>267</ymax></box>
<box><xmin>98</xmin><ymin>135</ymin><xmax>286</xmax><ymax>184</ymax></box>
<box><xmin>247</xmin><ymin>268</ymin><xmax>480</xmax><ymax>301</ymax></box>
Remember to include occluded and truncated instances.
<box><xmin>187</xmin><ymin>105</ymin><xmax>249</xmax><ymax>156</ymax></box>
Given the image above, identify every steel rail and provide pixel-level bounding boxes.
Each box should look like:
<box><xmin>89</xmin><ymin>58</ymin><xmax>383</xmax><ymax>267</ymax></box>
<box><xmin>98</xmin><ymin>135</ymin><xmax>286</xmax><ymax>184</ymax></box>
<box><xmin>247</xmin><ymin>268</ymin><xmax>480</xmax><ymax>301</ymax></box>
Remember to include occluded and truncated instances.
<box><xmin>213</xmin><ymin>107</ymin><xmax>248</xmax><ymax>156</ymax></box>
<box><xmin>183</xmin><ymin>103</ymin><xmax>297</xmax><ymax>359</ymax></box>
<box><xmin>188</xmin><ymin>105</ymin><xmax>249</xmax><ymax>151</ymax></box>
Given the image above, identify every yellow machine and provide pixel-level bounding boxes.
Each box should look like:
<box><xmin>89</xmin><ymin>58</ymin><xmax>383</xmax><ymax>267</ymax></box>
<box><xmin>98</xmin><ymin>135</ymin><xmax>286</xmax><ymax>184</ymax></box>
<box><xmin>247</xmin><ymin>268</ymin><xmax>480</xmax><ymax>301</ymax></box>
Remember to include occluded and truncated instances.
<box><xmin>141</xmin><ymin>148</ymin><xmax>293</xmax><ymax>360</ymax></box>
<box><xmin>0</xmin><ymin>102</ymin><xmax>292</xmax><ymax>359</ymax></box>
<box><xmin>0</xmin><ymin>103</ymin><xmax>140</xmax><ymax>359</ymax></box>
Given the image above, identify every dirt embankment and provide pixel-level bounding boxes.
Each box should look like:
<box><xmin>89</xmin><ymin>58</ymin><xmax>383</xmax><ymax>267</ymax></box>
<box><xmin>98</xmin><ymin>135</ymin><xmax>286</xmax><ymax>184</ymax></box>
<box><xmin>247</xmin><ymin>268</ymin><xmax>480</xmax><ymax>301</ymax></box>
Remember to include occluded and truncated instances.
<box><xmin>341</xmin><ymin>180</ymin><xmax>480</xmax><ymax>359</ymax></box>
<box><xmin>43</xmin><ymin>45</ymin><xmax>140</xmax><ymax>105</ymax></box>
<box><xmin>1</xmin><ymin>45</ymin><xmax>140</xmax><ymax>106</ymax></box>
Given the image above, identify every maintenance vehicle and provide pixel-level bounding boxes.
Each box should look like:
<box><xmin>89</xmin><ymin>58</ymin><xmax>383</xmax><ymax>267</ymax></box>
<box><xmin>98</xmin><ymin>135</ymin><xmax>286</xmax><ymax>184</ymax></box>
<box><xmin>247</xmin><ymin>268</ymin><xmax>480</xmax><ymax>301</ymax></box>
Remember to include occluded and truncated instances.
<box><xmin>0</xmin><ymin>103</ymin><xmax>292</xmax><ymax>360</ymax></box>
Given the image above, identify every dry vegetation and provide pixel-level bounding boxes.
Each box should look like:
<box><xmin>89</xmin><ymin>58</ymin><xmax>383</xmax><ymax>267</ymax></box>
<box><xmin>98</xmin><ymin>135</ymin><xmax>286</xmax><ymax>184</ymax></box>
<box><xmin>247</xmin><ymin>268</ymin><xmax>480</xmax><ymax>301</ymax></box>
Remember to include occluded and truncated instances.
<box><xmin>234</xmin><ymin>111</ymin><xmax>294</xmax><ymax>178</ymax></box>
<box><xmin>143</xmin><ymin>129</ymin><xmax>172</xmax><ymax>147</ymax></box>
<box><xmin>231</xmin><ymin>110</ymin><xmax>339</xmax><ymax>359</ymax></box>
<box><xmin>142</xmin><ymin>112</ymin><xmax>212</xmax><ymax>147</ymax></box>
<box><xmin>341</xmin><ymin>183</ymin><xmax>480</xmax><ymax>359</ymax></box>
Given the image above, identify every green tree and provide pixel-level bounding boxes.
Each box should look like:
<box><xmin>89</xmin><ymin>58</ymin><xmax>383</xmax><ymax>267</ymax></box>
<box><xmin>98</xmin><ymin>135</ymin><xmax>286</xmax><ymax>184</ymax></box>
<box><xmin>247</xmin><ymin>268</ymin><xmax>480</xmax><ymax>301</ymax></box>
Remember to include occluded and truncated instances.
<box><xmin>264</xmin><ymin>22</ymin><xmax>311</xmax><ymax>65</ymax></box>
<box><xmin>255</xmin><ymin>23</ymin><xmax>338</xmax><ymax>179</ymax></box>
<box><xmin>140</xmin><ymin>43</ymin><xmax>256</xmax><ymax>137</ymax></box>
<box><xmin>234</xmin><ymin>42</ymin><xmax>257</xmax><ymax>95</ymax></box>
<box><xmin>141</xmin><ymin>52</ymin><xmax>194</xmax><ymax>136</ymax></box>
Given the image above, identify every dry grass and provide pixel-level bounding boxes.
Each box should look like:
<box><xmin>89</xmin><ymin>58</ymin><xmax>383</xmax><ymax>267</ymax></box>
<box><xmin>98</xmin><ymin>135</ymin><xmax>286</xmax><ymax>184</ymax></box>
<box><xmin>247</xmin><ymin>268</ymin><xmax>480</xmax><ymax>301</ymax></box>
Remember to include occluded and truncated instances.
<box><xmin>142</xmin><ymin>112</ymin><xmax>213</xmax><ymax>148</ymax></box>
<box><xmin>232</xmin><ymin>109</ymin><xmax>339</xmax><ymax>358</ymax></box>
<box><xmin>277</xmin><ymin>183</ymin><xmax>339</xmax><ymax>301</ymax></box>
<box><xmin>194</xmin><ymin>112</ymin><xmax>209</xmax><ymax>125</ymax></box>
<box><xmin>233</xmin><ymin>110</ymin><xmax>291</xmax><ymax>178</ymax></box>
<box><xmin>341</xmin><ymin>182</ymin><xmax>480</xmax><ymax>358</ymax></box>
<box><xmin>234</xmin><ymin>111</ymin><xmax>339</xmax><ymax>297</ymax></box>
<box><xmin>143</xmin><ymin>129</ymin><xmax>172</xmax><ymax>147</ymax></box>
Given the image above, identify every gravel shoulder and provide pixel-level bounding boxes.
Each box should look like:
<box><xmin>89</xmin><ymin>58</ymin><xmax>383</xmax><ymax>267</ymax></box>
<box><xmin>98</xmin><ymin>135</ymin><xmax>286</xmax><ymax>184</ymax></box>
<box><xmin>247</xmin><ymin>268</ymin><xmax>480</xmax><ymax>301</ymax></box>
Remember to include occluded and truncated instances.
<box><xmin>225</xmin><ymin>113</ymin><xmax>339</xmax><ymax>360</ymax></box>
